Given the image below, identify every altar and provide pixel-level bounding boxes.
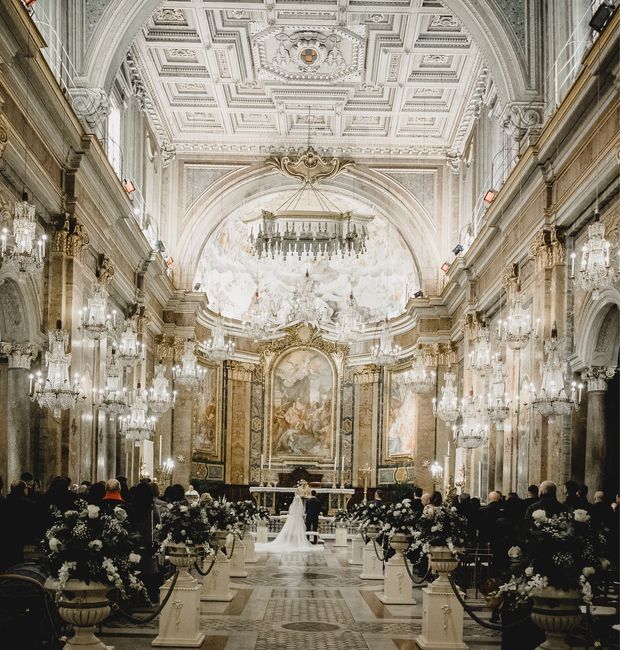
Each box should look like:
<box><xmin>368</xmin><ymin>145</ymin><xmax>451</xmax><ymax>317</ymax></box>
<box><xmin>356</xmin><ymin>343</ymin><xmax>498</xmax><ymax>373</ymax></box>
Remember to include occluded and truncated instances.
<box><xmin>249</xmin><ymin>486</ymin><xmax>355</xmax><ymax>514</ymax></box>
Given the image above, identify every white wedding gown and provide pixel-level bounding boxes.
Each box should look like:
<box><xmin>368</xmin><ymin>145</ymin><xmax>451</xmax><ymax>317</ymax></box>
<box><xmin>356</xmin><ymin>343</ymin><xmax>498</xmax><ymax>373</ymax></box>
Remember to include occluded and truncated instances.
<box><xmin>255</xmin><ymin>494</ymin><xmax>323</xmax><ymax>553</ymax></box>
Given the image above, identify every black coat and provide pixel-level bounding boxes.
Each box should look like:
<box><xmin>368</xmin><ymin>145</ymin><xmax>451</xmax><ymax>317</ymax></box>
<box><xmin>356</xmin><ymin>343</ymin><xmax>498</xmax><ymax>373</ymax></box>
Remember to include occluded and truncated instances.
<box><xmin>305</xmin><ymin>497</ymin><xmax>322</xmax><ymax>522</ymax></box>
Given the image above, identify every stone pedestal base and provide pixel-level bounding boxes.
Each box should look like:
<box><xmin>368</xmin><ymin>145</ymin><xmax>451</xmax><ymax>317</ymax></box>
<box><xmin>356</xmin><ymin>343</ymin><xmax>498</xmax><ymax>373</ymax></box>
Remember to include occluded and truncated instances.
<box><xmin>334</xmin><ymin>526</ymin><xmax>348</xmax><ymax>547</ymax></box>
<box><xmin>256</xmin><ymin>524</ymin><xmax>269</xmax><ymax>544</ymax></box>
<box><xmin>360</xmin><ymin>543</ymin><xmax>384</xmax><ymax>580</ymax></box>
<box><xmin>152</xmin><ymin>572</ymin><xmax>205</xmax><ymax>647</ymax></box>
<box><xmin>415</xmin><ymin>579</ymin><xmax>468</xmax><ymax>649</ymax></box>
<box><xmin>227</xmin><ymin>536</ymin><xmax>248</xmax><ymax>578</ymax></box>
<box><xmin>201</xmin><ymin>553</ymin><xmax>234</xmax><ymax>602</ymax></box>
<box><xmin>348</xmin><ymin>535</ymin><xmax>363</xmax><ymax>565</ymax></box>
<box><xmin>245</xmin><ymin>532</ymin><xmax>257</xmax><ymax>563</ymax></box>
<box><xmin>377</xmin><ymin>552</ymin><xmax>415</xmax><ymax>605</ymax></box>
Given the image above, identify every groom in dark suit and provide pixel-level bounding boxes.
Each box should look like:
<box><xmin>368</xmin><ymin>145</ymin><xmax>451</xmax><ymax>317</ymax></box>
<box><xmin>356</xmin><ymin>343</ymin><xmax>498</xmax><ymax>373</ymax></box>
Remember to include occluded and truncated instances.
<box><xmin>305</xmin><ymin>490</ymin><xmax>322</xmax><ymax>544</ymax></box>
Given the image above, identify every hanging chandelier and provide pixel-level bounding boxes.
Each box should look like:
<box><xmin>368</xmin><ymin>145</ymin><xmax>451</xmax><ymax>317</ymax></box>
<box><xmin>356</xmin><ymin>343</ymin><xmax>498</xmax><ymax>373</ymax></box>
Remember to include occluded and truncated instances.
<box><xmin>149</xmin><ymin>361</ymin><xmax>176</xmax><ymax>413</ymax></box>
<box><xmin>249</xmin><ymin>148</ymin><xmax>372</xmax><ymax>261</ymax></box>
<box><xmin>173</xmin><ymin>340</ymin><xmax>206</xmax><ymax>387</ymax></box>
<box><xmin>120</xmin><ymin>385</ymin><xmax>156</xmax><ymax>441</ymax></box>
<box><xmin>570</xmin><ymin>215</ymin><xmax>618</xmax><ymax>301</ymax></box>
<box><xmin>529</xmin><ymin>325</ymin><xmax>581</xmax><ymax>419</ymax></box>
<box><xmin>468</xmin><ymin>318</ymin><xmax>493</xmax><ymax>376</ymax></box>
<box><xmin>30</xmin><ymin>322</ymin><xmax>85</xmax><ymax>417</ymax></box>
<box><xmin>203</xmin><ymin>317</ymin><xmax>235</xmax><ymax>362</ymax></box>
<box><xmin>486</xmin><ymin>355</ymin><xmax>512</xmax><ymax>423</ymax></box>
<box><xmin>499</xmin><ymin>281</ymin><xmax>534</xmax><ymax>351</ymax></box>
<box><xmin>370</xmin><ymin>319</ymin><xmax>401</xmax><ymax>366</ymax></box>
<box><xmin>334</xmin><ymin>291</ymin><xmax>365</xmax><ymax>344</ymax></box>
<box><xmin>433</xmin><ymin>370</ymin><xmax>460</xmax><ymax>423</ymax></box>
<box><xmin>116</xmin><ymin>319</ymin><xmax>144</xmax><ymax>366</ymax></box>
<box><xmin>401</xmin><ymin>345</ymin><xmax>436</xmax><ymax>394</ymax></box>
<box><xmin>99</xmin><ymin>349</ymin><xmax>128</xmax><ymax>414</ymax></box>
<box><xmin>79</xmin><ymin>283</ymin><xmax>113</xmax><ymax>341</ymax></box>
<box><xmin>430</xmin><ymin>460</ymin><xmax>444</xmax><ymax>480</ymax></box>
<box><xmin>286</xmin><ymin>270</ymin><xmax>329</xmax><ymax>326</ymax></box>
<box><xmin>0</xmin><ymin>193</ymin><xmax>47</xmax><ymax>278</ymax></box>
<box><xmin>242</xmin><ymin>289</ymin><xmax>276</xmax><ymax>341</ymax></box>
<box><xmin>453</xmin><ymin>390</ymin><xmax>489</xmax><ymax>449</ymax></box>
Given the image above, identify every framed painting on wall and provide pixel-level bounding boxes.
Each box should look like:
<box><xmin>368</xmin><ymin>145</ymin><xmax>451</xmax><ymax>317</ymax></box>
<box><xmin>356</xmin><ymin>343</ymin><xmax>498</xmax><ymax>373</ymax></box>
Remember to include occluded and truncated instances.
<box><xmin>267</xmin><ymin>346</ymin><xmax>338</xmax><ymax>463</ymax></box>
<box><xmin>191</xmin><ymin>363</ymin><xmax>223</xmax><ymax>463</ymax></box>
<box><xmin>383</xmin><ymin>366</ymin><xmax>418</xmax><ymax>461</ymax></box>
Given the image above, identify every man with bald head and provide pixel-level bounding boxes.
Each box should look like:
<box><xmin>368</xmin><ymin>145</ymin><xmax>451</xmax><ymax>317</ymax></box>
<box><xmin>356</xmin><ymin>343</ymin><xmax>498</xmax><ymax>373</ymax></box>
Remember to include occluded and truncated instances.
<box><xmin>524</xmin><ymin>480</ymin><xmax>567</xmax><ymax>521</ymax></box>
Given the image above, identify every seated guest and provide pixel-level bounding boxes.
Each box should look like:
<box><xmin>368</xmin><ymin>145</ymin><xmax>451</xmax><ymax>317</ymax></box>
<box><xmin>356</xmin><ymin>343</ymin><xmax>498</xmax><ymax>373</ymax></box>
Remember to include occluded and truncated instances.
<box><xmin>44</xmin><ymin>476</ymin><xmax>77</xmax><ymax>515</ymax></box>
<box><xmin>163</xmin><ymin>483</ymin><xmax>185</xmax><ymax>503</ymax></box>
<box><xmin>576</xmin><ymin>484</ymin><xmax>591</xmax><ymax>511</ymax></box>
<box><xmin>0</xmin><ymin>481</ymin><xmax>37</xmax><ymax>571</ymax></box>
<box><xmin>88</xmin><ymin>481</ymin><xmax>106</xmax><ymax>505</ymax></box>
<box><xmin>411</xmin><ymin>487</ymin><xmax>423</xmax><ymax>513</ymax></box>
<box><xmin>522</xmin><ymin>484</ymin><xmax>539</xmax><ymax>512</ymax></box>
<box><xmin>563</xmin><ymin>480</ymin><xmax>581</xmax><ymax>510</ymax></box>
<box><xmin>99</xmin><ymin>478</ymin><xmax>127</xmax><ymax>515</ymax></box>
<box><xmin>429</xmin><ymin>491</ymin><xmax>442</xmax><ymax>506</ymax></box>
<box><xmin>373</xmin><ymin>489</ymin><xmax>384</xmax><ymax>504</ymax></box>
<box><xmin>421</xmin><ymin>493</ymin><xmax>431</xmax><ymax>506</ymax></box>
<box><xmin>525</xmin><ymin>481</ymin><xmax>567</xmax><ymax>520</ymax></box>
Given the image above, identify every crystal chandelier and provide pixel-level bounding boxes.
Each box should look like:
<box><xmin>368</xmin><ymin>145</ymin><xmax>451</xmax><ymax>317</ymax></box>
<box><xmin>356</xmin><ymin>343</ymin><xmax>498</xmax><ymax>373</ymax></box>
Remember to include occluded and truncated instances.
<box><xmin>468</xmin><ymin>319</ymin><xmax>493</xmax><ymax>376</ymax></box>
<box><xmin>570</xmin><ymin>216</ymin><xmax>618</xmax><ymax>301</ymax></box>
<box><xmin>287</xmin><ymin>270</ymin><xmax>328</xmax><ymax>326</ymax></box>
<box><xmin>203</xmin><ymin>317</ymin><xmax>235</xmax><ymax>362</ymax></box>
<box><xmin>529</xmin><ymin>326</ymin><xmax>581</xmax><ymax>418</ymax></box>
<box><xmin>334</xmin><ymin>291</ymin><xmax>365</xmax><ymax>344</ymax></box>
<box><xmin>0</xmin><ymin>193</ymin><xmax>47</xmax><ymax>278</ymax></box>
<box><xmin>242</xmin><ymin>290</ymin><xmax>275</xmax><ymax>341</ymax></box>
<box><xmin>453</xmin><ymin>390</ymin><xmax>489</xmax><ymax>449</ymax></box>
<box><xmin>120</xmin><ymin>385</ymin><xmax>156</xmax><ymax>441</ymax></box>
<box><xmin>116</xmin><ymin>319</ymin><xmax>144</xmax><ymax>366</ymax></box>
<box><xmin>432</xmin><ymin>370</ymin><xmax>460</xmax><ymax>423</ymax></box>
<box><xmin>401</xmin><ymin>345</ymin><xmax>436</xmax><ymax>394</ymax></box>
<box><xmin>149</xmin><ymin>361</ymin><xmax>176</xmax><ymax>414</ymax></box>
<box><xmin>370</xmin><ymin>319</ymin><xmax>401</xmax><ymax>366</ymax></box>
<box><xmin>30</xmin><ymin>323</ymin><xmax>85</xmax><ymax>417</ymax></box>
<box><xmin>250</xmin><ymin>148</ymin><xmax>372</xmax><ymax>261</ymax></box>
<box><xmin>500</xmin><ymin>282</ymin><xmax>534</xmax><ymax>350</ymax></box>
<box><xmin>99</xmin><ymin>350</ymin><xmax>128</xmax><ymax>414</ymax></box>
<box><xmin>430</xmin><ymin>460</ymin><xmax>444</xmax><ymax>480</ymax></box>
<box><xmin>486</xmin><ymin>355</ymin><xmax>512</xmax><ymax>423</ymax></box>
<box><xmin>79</xmin><ymin>283</ymin><xmax>112</xmax><ymax>340</ymax></box>
<box><xmin>173</xmin><ymin>340</ymin><xmax>206</xmax><ymax>388</ymax></box>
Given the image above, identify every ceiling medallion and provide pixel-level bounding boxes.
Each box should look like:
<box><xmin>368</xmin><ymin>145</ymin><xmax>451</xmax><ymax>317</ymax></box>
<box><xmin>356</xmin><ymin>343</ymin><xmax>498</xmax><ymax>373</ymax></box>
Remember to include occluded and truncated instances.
<box><xmin>250</xmin><ymin>147</ymin><xmax>372</xmax><ymax>261</ymax></box>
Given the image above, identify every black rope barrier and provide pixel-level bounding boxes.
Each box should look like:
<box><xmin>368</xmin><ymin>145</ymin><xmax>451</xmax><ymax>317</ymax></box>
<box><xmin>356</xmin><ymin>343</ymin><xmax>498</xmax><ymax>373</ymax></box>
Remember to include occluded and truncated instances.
<box><xmin>226</xmin><ymin>535</ymin><xmax>236</xmax><ymax>559</ymax></box>
<box><xmin>402</xmin><ymin>554</ymin><xmax>431</xmax><ymax>585</ymax></box>
<box><xmin>110</xmin><ymin>569</ymin><xmax>179</xmax><ymax>625</ymax></box>
<box><xmin>192</xmin><ymin>552</ymin><xmax>218</xmax><ymax>577</ymax></box>
<box><xmin>371</xmin><ymin>538</ymin><xmax>387</xmax><ymax>563</ymax></box>
<box><xmin>448</xmin><ymin>574</ymin><xmax>532</xmax><ymax>631</ymax></box>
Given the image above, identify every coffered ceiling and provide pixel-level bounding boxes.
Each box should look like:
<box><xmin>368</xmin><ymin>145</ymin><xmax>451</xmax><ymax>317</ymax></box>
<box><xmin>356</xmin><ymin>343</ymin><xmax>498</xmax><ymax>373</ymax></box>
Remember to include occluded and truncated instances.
<box><xmin>128</xmin><ymin>0</ymin><xmax>486</xmax><ymax>157</ymax></box>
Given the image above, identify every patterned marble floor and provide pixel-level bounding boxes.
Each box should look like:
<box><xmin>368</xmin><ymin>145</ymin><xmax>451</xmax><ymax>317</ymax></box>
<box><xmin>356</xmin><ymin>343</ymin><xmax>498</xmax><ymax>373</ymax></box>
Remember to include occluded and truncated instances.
<box><xmin>101</xmin><ymin>543</ymin><xmax>501</xmax><ymax>649</ymax></box>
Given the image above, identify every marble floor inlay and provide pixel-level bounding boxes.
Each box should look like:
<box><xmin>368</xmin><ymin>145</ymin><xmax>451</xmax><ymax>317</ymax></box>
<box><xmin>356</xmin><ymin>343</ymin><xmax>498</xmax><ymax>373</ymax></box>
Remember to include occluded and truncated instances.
<box><xmin>100</xmin><ymin>543</ymin><xmax>501</xmax><ymax>649</ymax></box>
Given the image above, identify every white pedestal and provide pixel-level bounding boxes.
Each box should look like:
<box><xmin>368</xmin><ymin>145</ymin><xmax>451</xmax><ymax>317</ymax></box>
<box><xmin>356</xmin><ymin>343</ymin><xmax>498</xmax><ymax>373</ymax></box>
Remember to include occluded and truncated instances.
<box><xmin>201</xmin><ymin>552</ymin><xmax>234</xmax><ymax>602</ymax></box>
<box><xmin>227</xmin><ymin>536</ymin><xmax>248</xmax><ymax>578</ymax></box>
<box><xmin>245</xmin><ymin>531</ymin><xmax>257</xmax><ymax>563</ymax></box>
<box><xmin>152</xmin><ymin>570</ymin><xmax>205</xmax><ymax>648</ymax></box>
<box><xmin>360</xmin><ymin>542</ymin><xmax>384</xmax><ymax>580</ymax></box>
<box><xmin>256</xmin><ymin>523</ymin><xmax>269</xmax><ymax>544</ymax></box>
<box><xmin>416</xmin><ymin>575</ymin><xmax>468</xmax><ymax>649</ymax></box>
<box><xmin>348</xmin><ymin>535</ymin><xmax>363</xmax><ymax>565</ymax></box>
<box><xmin>377</xmin><ymin>552</ymin><xmax>415</xmax><ymax>605</ymax></box>
<box><xmin>334</xmin><ymin>526</ymin><xmax>348</xmax><ymax>547</ymax></box>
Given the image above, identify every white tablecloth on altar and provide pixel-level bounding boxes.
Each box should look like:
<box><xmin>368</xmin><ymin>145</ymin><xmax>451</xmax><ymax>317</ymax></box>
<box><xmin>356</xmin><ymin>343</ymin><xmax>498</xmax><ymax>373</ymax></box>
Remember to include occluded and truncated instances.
<box><xmin>249</xmin><ymin>486</ymin><xmax>354</xmax><ymax>495</ymax></box>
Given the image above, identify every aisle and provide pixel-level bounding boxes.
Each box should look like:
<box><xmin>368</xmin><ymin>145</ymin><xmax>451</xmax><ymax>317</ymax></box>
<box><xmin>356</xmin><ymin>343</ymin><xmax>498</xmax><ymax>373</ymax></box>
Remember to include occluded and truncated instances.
<box><xmin>102</xmin><ymin>543</ymin><xmax>501</xmax><ymax>649</ymax></box>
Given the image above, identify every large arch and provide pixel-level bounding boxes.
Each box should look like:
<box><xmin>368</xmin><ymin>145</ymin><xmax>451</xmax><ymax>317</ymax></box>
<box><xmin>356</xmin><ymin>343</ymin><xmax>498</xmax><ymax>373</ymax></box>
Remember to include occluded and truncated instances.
<box><xmin>78</xmin><ymin>0</ymin><xmax>533</xmax><ymax>108</ymax></box>
<box><xmin>173</xmin><ymin>164</ymin><xmax>441</xmax><ymax>294</ymax></box>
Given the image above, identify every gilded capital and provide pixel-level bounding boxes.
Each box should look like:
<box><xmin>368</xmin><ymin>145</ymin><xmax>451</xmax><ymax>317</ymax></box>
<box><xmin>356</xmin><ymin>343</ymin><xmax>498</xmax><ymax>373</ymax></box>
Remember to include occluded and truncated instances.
<box><xmin>1</xmin><ymin>342</ymin><xmax>37</xmax><ymax>369</ymax></box>
<box><xmin>353</xmin><ymin>365</ymin><xmax>380</xmax><ymax>384</ymax></box>
<box><xmin>581</xmin><ymin>366</ymin><xmax>616</xmax><ymax>392</ymax></box>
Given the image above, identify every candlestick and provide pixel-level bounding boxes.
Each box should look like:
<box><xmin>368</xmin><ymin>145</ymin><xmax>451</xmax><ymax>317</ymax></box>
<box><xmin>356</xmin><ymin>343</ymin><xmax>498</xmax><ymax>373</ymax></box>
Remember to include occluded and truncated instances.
<box><xmin>341</xmin><ymin>457</ymin><xmax>344</xmax><ymax>474</ymax></box>
<box><xmin>334</xmin><ymin>457</ymin><xmax>337</xmax><ymax>471</ymax></box>
<box><xmin>159</xmin><ymin>434</ymin><xmax>162</xmax><ymax>467</ymax></box>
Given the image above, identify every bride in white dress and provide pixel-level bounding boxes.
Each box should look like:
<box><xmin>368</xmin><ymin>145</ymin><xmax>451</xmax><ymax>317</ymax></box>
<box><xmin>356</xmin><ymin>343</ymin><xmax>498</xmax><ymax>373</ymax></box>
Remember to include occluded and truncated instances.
<box><xmin>255</xmin><ymin>494</ymin><xmax>323</xmax><ymax>553</ymax></box>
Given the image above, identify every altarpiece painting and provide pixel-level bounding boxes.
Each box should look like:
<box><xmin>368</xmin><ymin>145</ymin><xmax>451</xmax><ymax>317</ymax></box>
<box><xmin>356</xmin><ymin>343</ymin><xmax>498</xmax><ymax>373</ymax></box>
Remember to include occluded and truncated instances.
<box><xmin>384</xmin><ymin>367</ymin><xmax>417</xmax><ymax>460</ymax></box>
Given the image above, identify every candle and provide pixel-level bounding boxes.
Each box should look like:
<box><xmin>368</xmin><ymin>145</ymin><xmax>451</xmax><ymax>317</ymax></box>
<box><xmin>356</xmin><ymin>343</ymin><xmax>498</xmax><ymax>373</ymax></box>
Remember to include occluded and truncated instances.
<box><xmin>159</xmin><ymin>434</ymin><xmax>162</xmax><ymax>467</ymax></box>
<box><xmin>341</xmin><ymin>457</ymin><xmax>344</xmax><ymax>474</ymax></box>
<box><xmin>260</xmin><ymin>453</ymin><xmax>264</xmax><ymax>470</ymax></box>
<box><xmin>334</xmin><ymin>457</ymin><xmax>337</xmax><ymax>471</ymax></box>
<box><xmin>570</xmin><ymin>252</ymin><xmax>576</xmax><ymax>278</ymax></box>
<box><xmin>268</xmin><ymin>457</ymin><xmax>271</xmax><ymax>470</ymax></box>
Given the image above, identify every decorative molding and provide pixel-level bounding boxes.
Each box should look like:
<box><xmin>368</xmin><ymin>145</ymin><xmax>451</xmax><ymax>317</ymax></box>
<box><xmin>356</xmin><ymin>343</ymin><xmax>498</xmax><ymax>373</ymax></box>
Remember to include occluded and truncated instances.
<box><xmin>52</xmin><ymin>214</ymin><xmax>90</xmax><ymax>260</ymax></box>
<box><xmin>581</xmin><ymin>366</ymin><xmax>616</xmax><ymax>392</ymax></box>
<box><xmin>68</xmin><ymin>88</ymin><xmax>110</xmax><ymax>131</ymax></box>
<box><xmin>227</xmin><ymin>360</ymin><xmax>255</xmax><ymax>382</ymax></box>
<box><xmin>528</xmin><ymin>226</ymin><xmax>565</xmax><ymax>270</ymax></box>
<box><xmin>501</xmin><ymin>101</ymin><xmax>544</xmax><ymax>142</ymax></box>
<box><xmin>266</xmin><ymin>147</ymin><xmax>354</xmax><ymax>184</ymax></box>
<box><xmin>352</xmin><ymin>364</ymin><xmax>381</xmax><ymax>384</ymax></box>
<box><xmin>160</xmin><ymin>140</ymin><xmax>176</xmax><ymax>167</ymax></box>
<box><xmin>96</xmin><ymin>255</ymin><xmax>115</xmax><ymax>285</ymax></box>
<box><xmin>0</xmin><ymin>342</ymin><xmax>37</xmax><ymax>369</ymax></box>
<box><xmin>0</xmin><ymin>117</ymin><xmax>7</xmax><ymax>159</ymax></box>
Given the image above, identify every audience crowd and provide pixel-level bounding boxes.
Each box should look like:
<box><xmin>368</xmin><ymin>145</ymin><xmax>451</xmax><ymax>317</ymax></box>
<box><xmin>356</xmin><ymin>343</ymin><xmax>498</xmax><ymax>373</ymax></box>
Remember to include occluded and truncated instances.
<box><xmin>0</xmin><ymin>472</ymin><xmax>617</xmax><ymax>595</ymax></box>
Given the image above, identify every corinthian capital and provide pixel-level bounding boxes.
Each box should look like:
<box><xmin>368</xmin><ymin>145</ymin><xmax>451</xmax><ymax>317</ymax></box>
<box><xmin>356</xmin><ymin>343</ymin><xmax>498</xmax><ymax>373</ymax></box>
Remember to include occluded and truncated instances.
<box><xmin>581</xmin><ymin>366</ymin><xmax>616</xmax><ymax>392</ymax></box>
<box><xmin>1</xmin><ymin>342</ymin><xmax>37</xmax><ymax>369</ymax></box>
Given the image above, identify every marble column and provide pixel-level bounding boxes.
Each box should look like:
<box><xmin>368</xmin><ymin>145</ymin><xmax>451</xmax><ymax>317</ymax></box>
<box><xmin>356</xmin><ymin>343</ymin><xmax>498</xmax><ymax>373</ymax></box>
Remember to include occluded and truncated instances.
<box><xmin>583</xmin><ymin>367</ymin><xmax>614</xmax><ymax>492</ymax></box>
<box><xmin>3</xmin><ymin>343</ymin><xmax>36</xmax><ymax>481</ymax></box>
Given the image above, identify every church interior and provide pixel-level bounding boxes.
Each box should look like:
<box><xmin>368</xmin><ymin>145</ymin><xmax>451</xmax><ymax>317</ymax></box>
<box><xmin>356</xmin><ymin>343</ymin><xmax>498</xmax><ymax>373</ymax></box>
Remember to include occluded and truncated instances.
<box><xmin>0</xmin><ymin>1</ymin><xmax>618</xmax><ymax>649</ymax></box>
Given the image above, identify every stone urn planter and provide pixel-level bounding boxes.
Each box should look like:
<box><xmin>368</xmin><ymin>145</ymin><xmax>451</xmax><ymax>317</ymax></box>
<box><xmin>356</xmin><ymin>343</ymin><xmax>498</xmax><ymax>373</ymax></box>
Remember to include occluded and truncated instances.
<box><xmin>530</xmin><ymin>587</ymin><xmax>582</xmax><ymax>650</ymax></box>
<box><xmin>45</xmin><ymin>578</ymin><xmax>111</xmax><ymax>650</ymax></box>
<box><xmin>165</xmin><ymin>541</ymin><xmax>196</xmax><ymax>580</ymax></box>
<box><xmin>365</xmin><ymin>524</ymin><xmax>381</xmax><ymax>541</ymax></box>
<box><xmin>389</xmin><ymin>532</ymin><xmax>412</xmax><ymax>555</ymax></box>
<box><xmin>214</xmin><ymin>529</ymin><xmax>229</xmax><ymax>553</ymax></box>
<box><xmin>429</xmin><ymin>545</ymin><xmax>461</xmax><ymax>585</ymax></box>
